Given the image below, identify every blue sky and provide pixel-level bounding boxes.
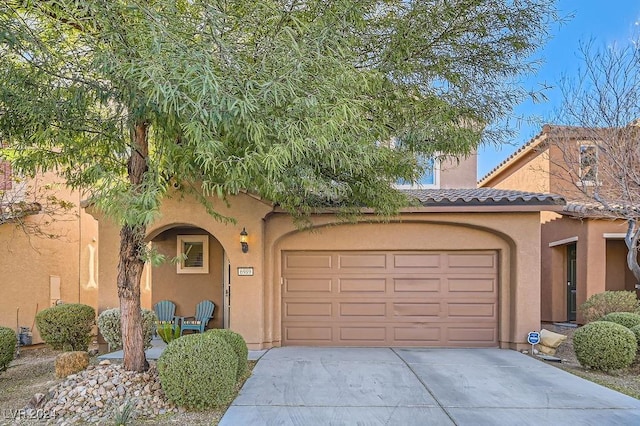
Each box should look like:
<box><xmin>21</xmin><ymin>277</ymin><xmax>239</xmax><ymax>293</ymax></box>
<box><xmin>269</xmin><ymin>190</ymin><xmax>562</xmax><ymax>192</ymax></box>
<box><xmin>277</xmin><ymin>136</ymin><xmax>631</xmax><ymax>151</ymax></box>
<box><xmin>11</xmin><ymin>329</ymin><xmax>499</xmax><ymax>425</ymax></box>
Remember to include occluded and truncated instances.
<box><xmin>477</xmin><ymin>0</ymin><xmax>640</xmax><ymax>179</ymax></box>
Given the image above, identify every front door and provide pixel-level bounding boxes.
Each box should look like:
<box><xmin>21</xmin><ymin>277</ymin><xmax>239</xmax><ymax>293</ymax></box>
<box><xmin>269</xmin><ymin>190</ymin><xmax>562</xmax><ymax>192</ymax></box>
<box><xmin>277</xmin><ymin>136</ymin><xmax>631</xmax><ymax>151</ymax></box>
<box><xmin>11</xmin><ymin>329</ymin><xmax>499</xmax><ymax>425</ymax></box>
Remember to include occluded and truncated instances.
<box><xmin>567</xmin><ymin>243</ymin><xmax>577</xmax><ymax>322</ymax></box>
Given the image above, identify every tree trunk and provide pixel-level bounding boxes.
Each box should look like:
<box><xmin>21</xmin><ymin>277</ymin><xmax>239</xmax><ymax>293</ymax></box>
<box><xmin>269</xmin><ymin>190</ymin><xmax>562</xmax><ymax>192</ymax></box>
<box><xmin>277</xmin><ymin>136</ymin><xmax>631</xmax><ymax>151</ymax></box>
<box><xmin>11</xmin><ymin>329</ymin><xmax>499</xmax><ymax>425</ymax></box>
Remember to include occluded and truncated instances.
<box><xmin>624</xmin><ymin>219</ymin><xmax>640</xmax><ymax>289</ymax></box>
<box><xmin>118</xmin><ymin>121</ymin><xmax>150</xmax><ymax>372</ymax></box>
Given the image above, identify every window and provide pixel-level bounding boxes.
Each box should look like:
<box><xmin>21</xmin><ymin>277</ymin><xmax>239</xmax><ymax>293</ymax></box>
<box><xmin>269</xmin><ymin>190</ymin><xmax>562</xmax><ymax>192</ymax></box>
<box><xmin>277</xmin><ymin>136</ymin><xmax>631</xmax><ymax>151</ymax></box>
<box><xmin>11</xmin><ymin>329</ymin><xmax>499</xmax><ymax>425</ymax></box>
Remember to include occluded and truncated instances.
<box><xmin>579</xmin><ymin>144</ymin><xmax>598</xmax><ymax>184</ymax></box>
<box><xmin>176</xmin><ymin>235</ymin><xmax>209</xmax><ymax>274</ymax></box>
<box><xmin>395</xmin><ymin>155</ymin><xmax>439</xmax><ymax>188</ymax></box>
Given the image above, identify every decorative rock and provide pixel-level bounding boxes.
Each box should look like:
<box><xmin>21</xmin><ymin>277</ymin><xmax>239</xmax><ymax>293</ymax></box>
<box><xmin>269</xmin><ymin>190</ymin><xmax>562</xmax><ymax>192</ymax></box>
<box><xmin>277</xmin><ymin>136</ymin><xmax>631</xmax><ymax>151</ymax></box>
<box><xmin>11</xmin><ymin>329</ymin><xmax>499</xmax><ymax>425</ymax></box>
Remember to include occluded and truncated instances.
<box><xmin>26</xmin><ymin>363</ymin><xmax>180</xmax><ymax>424</ymax></box>
<box><xmin>26</xmin><ymin>392</ymin><xmax>46</xmax><ymax>410</ymax></box>
<box><xmin>55</xmin><ymin>352</ymin><xmax>90</xmax><ymax>379</ymax></box>
<box><xmin>98</xmin><ymin>359</ymin><xmax>111</xmax><ymax>366</ymax></box>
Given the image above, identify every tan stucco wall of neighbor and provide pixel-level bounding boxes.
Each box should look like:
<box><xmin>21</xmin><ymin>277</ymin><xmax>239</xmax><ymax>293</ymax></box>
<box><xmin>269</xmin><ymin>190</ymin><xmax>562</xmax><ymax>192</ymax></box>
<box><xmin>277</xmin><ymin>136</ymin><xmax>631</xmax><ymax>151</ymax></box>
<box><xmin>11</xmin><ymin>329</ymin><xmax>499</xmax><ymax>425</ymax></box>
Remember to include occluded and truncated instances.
<box><xmin>541</xmin><ymin>216</ymin><xmax>631</xmax><ymax>323</ymax></box>
<box><xmin>484</xmin><ymin>150</ymin><xmax>550</xmax><ymax>193</ymax></box>
<box><xmin>606</xmin><ymin>239</ymin><xmax>638</xmax><ymax>292</ymax></box>
<box><xmin>440</xmin><ymin>153</ymin><xmax>478</xmax><ymax>189</ymax></box>
<box><xmin>0</xmin><ymin>176</ymin><xmax>98</xmax><ymax>344</ymax></box>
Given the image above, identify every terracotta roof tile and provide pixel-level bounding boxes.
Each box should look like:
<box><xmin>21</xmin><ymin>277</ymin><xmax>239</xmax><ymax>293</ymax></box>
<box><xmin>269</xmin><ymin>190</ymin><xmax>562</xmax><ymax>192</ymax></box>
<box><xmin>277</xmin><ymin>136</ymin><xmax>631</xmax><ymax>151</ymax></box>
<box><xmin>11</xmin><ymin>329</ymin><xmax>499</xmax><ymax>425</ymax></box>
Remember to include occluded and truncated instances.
<box><xmin>401</xmin><ymin>188</ymin><xmax>565</xmax><ymax>206</ymax></box>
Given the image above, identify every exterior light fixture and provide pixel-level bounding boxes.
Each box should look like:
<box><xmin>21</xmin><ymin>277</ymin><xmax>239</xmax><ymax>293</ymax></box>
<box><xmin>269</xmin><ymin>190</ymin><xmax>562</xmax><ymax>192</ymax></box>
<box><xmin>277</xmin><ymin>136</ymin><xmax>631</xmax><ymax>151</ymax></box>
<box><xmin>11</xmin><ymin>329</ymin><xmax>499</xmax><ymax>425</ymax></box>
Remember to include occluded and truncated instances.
<box><xmin>240</xmin><ymin>228</ymin><xmax>249</xmax><ymax>253</ymax></box>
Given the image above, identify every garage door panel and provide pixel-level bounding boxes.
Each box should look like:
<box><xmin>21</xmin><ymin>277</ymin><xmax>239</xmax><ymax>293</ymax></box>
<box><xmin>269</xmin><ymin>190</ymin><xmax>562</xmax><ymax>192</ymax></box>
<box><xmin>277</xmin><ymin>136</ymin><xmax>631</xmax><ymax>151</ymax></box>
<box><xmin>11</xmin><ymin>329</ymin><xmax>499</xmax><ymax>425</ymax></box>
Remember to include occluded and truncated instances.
<box><xmin>447</xmin><ymin>303</ymin><xmax>496</xmax><ymax>318</ymax></box>
<box><xmin>339</xmin><ymin>302</ymin><xmax>386</xmax><ymax>317</ymax></box>
<box><xmin>338</xmin><ymin>253</ymin><xmax>387</xmax><ymax>269</ymax></box>
<box><xmin>285</xmin><ymin>254</ymin><xmax>333</xmax><ymax>269</ymax></box>
<box><xmin>282</xmin><ymin>250</ymin><xmax>498</xmax><ymax>347</ymax></box>
<box><xmin>447</xmin><ymin>277</ymin><xmax>496</xmax><ymax>293</ymax></box>
<box><xmin>447</xmin><ymin>327</ymin><xmax>497</xmax><ymax>345</ymax></box>
<box><xmin>394</xmin><ymin>327</ymin><xmax>441</xmax><ymax>342</ymax></box>
<box><xmin>285</xmin><ymin>326</ymin><xmax>333</xmax><ymax>342</ymax></box>
<box><xmin>339</xmin><ymin>326</ymin><xmax>386</xmax><ymax>342</ymax></box>
<box><xmin>393</xmin><ymin>253</ymin><xmax>441</xmax><ymax>269</ymax></box>
<box><xmin>339</xmin><ymin>278</ymin><xmax>387</xmax><ymax>293</ymax></box>
<box><xmin>393</xmin><ymin>302</ymin><xmax>441</xmax><ymax>317</ymax></box>
<box><xmin>447</xmin><ymin>253</ymin><xmax>496</xmax><ymax>270</ymax></box>
<box><xmin>285</xmin><ymin>302</ymin><xmax>333</xmax><ymax>317</ymax></box>
<box><xmin>285</xmin><ymin>278</ymin><xmax>333</xmax><ymax>293</ymax></box>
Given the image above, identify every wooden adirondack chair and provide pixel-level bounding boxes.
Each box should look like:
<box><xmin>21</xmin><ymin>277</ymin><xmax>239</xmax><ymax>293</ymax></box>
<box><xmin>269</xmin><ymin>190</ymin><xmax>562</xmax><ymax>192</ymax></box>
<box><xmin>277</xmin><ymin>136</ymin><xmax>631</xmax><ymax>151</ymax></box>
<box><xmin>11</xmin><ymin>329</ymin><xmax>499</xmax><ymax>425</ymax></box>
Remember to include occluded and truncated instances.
<box><xmin>180</xmin><ymin>300</ymin><xmax>215</xmax><ymax>335</ymax></box>
<box><xmin>153</xmin><ymin>300</ymin><xmax>178</xmax><ymax>327</ymax></box>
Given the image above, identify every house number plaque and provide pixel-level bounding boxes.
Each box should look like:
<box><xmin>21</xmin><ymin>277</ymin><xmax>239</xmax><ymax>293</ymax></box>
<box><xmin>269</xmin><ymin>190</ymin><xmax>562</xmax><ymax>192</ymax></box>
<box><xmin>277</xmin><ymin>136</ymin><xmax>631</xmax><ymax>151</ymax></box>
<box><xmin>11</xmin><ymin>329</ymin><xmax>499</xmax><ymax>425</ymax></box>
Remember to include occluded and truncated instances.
<box><xmin>237</xmin><ymin>267</ymin><xmax>254</xmax><ymax>276</ymax></box>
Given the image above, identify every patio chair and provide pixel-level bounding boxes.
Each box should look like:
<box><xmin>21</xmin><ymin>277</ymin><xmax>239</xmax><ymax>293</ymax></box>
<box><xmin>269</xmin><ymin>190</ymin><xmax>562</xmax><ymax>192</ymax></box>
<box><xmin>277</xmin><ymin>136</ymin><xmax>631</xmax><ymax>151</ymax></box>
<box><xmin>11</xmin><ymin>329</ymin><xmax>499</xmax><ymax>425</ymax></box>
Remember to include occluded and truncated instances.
<box><xmin>153</xmin><ymin>300</ymin><xmax>179</xmax><ymax>329</ymax></box>
<box><xmin>180</xmin><ymin>300</ymin><xmax>215</xmax><ymax>335</ymax></box>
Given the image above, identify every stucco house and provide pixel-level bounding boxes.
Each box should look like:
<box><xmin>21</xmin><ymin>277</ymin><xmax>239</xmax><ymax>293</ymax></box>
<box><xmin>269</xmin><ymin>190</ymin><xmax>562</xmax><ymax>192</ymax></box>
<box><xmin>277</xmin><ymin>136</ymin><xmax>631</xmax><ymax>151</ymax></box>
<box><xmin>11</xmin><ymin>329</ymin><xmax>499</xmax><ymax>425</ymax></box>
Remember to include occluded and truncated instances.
<box><xmin>0</xmin><ymin>162</ymin><xmax>98</xmax><ymax>344</ymax></box>
<box><xmin>88</xmin><ymin>153</ymin><xmax>564</xmax><ymax>351</ymax></box>
<box><xmin>479</xmin><ymin>125</ymin><xmax>637</xmax><ymax>325</ymax></box>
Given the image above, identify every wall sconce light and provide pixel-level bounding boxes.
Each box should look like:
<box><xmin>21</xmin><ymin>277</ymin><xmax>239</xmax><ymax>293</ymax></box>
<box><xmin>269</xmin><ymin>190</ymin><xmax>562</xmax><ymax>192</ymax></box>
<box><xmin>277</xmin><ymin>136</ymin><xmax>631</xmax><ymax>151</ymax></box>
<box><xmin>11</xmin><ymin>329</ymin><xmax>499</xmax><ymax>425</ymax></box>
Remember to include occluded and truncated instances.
<box><xmin>240</xmin><ymin>227</ymin><xmax>249</xmax><ymax>253</ymax></box>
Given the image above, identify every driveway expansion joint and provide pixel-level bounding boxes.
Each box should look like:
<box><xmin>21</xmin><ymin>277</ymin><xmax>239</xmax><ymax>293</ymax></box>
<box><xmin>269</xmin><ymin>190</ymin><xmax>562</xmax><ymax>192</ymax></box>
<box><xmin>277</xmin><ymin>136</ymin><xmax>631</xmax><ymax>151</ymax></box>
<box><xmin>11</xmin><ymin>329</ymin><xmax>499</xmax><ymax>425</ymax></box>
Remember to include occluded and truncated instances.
<box><xmin>390</xmin><ymin>347</ymin><xmax>459</xmax><ymax>426</ymax></box>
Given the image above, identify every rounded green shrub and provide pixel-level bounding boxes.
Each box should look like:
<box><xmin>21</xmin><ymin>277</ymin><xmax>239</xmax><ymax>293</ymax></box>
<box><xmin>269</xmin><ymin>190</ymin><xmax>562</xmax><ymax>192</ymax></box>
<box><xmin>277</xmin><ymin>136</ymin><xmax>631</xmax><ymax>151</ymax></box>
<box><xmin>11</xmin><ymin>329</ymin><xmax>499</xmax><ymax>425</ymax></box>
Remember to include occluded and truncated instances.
<box><xmin>35</xmin><ymin>303</ymin><xmax>95</xmax><ymax>351</ymax></box>
<box><xmin>97</xmin><ymin>308</ymin><xmax>157</xmax><ymax>350</ymax></box>
<box><xmin>579</xmin><ymin>290</ymin><xmax>640</xmax><ymax>323</ymax></box>
<box><xmin>573</xmin><ymin>321</ymin><xmax>637</xmax><ymax>371</ymax></box>
<box><xmin>157</xmin><ymin>332</ymin><xmax>238</xmax><ymax>409</ymax></box>
<box><xmin>206</xmin><ymin>329</ymin><xmax>248</xmax><ymax>380</ymax></box>
<box><xmin>0</xmin><ymin>327</ymin><xmax>17</xmax><ymax>372</ymax></box>
<box><xmin>600</xmin><ymin>312</ymin><xmax>640</xmax><ymax>329</ymax></box>
<box><xmin>630</xmin><ymin>325</ymin><xmax>640</xmax><ymax>345</ymax></box>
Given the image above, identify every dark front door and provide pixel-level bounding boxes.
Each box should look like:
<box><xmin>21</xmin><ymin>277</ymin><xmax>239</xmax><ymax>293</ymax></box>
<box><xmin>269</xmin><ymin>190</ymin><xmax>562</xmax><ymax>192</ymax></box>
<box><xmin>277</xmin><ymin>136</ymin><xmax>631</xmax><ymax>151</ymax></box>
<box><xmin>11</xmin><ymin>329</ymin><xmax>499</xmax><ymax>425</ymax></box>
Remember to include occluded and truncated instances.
<box><xmin>567</xmin><ymin>243</ymin><xmax>577</xmax><ymax>322</ymax></box>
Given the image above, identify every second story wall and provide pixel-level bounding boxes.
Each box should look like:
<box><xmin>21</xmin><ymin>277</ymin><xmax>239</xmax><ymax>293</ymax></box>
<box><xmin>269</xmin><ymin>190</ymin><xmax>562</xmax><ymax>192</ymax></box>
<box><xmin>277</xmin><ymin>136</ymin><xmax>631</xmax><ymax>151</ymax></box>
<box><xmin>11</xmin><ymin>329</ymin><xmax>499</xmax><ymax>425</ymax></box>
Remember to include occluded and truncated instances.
<box><xmin>440</xmin><ymin>153</ymin><xmax>478</xmax><ymax>189</ymax></box>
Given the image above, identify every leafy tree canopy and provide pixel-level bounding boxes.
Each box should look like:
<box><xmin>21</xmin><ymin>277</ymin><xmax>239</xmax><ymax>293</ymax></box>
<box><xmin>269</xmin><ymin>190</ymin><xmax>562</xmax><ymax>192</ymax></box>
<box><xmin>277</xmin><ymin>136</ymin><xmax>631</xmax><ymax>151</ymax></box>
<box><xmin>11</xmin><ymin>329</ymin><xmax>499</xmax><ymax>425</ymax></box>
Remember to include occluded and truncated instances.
<box><xmin>1</xmin><ymin>0</ymin><xmax>557</xmax><ymax>223</ymax></box>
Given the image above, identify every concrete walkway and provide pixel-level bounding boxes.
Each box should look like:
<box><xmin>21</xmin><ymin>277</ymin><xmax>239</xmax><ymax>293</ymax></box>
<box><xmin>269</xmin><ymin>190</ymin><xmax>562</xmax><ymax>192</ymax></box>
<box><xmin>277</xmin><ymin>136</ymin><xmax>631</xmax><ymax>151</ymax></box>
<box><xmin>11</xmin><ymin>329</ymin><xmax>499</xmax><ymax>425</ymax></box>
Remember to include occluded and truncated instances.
<box><xmin>97</xmin><ymin>337</ymin><xmax>268</xmax><ymax>361</ymax></box>
<box><xmin>220</xmin><ymin>347</ymin><xmax>640</xmax><ymax>426</ymax></box>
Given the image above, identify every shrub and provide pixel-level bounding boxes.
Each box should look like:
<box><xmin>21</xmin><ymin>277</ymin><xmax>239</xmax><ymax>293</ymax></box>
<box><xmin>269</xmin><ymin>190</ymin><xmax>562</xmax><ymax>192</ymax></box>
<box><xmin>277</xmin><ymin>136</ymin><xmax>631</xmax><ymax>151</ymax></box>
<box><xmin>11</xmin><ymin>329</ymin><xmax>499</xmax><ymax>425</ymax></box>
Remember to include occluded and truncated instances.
<box><xmin>600</xmin><ymin>312</ymin><xmax>640</xmax><ymax>329</ymax></box>
<box><xmin>97</xmin><ymin>308</ymin><xmax>157</xmax><ymax>350</ymax></box>
<box><xmin>0</xmin><ymin>327</ymin><xmax>17</xmax><ymax>372</ymax></box>
<box><xmin>579</xmin><ymin>291</ymin><xmax>640</xmax><ymax>323</ymax></box>
<box><xmin>157</xmin><ymin>332</ymin><xmax>237</xmax><ymax>410</ymax></box>
<box><xmin>206</xmin><ymin>329</ymin><xmax>248</xmax><ymax>380</ymax></box>
<box><xmin>630</xmin><ymin>325</ymin><xmax>640</xmax><ymax>345</ymax></box>
<box><xmin>35</xmin><ymin>304</ymin><xmax>95</xmax><ymax>351</ymax></box>
<box><xmin>157</xmin><ymin>323</ymin><xmax>181</xmax><ymax>344</ymax></box>
<box><xmin>573</xmin><ymin>321</ymin><xmax>637</xmax><ymax>371</ymax></box>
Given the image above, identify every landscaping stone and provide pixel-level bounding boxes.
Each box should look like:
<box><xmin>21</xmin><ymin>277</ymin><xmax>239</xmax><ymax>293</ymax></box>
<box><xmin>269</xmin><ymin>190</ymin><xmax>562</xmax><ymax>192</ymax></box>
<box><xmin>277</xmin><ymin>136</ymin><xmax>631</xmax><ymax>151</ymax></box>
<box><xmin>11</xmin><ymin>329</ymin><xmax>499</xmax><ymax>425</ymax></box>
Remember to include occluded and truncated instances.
<box><xmin>29</xmin><ymin>362</ymin><xmax>179</xmax><ymax>424</ymax></box>
<box><xmin>54</xmin><ymin>352</ymin><xmax>90</xmax><ymax>378</ymax></box>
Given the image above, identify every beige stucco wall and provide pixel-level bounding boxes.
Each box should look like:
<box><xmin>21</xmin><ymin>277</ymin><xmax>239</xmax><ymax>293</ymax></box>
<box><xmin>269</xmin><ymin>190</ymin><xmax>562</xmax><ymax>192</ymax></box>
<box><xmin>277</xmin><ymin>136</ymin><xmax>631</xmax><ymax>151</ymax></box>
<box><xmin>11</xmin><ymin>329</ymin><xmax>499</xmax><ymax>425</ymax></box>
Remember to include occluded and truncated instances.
<box><xmin>150</xmin><ymin>228</ymin><xmax>224</xmax><ymax>330</ymax></box>
<box><xmin>0</xmin><ymin>175</ymin><xmax>98</xmax><ymax>343</ymax></box>
<box><xmin>93</xmin><ymin>190</ymin><xmax>544</xmax><ymax>351</ymax></box>
<box><xmin>440</xmin><ymin>153</ymin><xmax>478</xmax><ymax>189</ymax></box>
<box><xmin>264</xmin><ymin>212</ymin><xmax>541</xmax><ymax>350</ymax></box>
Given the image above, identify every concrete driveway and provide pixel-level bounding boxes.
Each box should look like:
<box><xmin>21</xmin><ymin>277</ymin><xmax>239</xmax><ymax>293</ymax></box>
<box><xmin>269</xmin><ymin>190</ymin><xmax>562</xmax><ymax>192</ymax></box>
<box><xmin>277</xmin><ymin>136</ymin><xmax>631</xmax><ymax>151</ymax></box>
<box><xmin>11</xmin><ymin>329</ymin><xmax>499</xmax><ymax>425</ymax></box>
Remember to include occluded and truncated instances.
<box><xmin>220</xmin><ymin>347</ymin><xmax>640</xmax><ymax>425</ymax></box>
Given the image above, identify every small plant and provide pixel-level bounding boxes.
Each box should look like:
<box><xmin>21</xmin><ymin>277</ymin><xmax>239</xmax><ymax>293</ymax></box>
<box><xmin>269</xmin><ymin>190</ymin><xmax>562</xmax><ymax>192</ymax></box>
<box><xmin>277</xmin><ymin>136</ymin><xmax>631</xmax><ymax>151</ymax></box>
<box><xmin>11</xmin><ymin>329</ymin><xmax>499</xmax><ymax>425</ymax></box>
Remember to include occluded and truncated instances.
<box><xmin>35</xmin><ymin>304</ymin><xmax>95</xmax><ymax>351</ymax></box>
<box><xmin>579</xmin><ymin>291</ymin><xmax>640</xmax><ymax>323</ymax></box>
<box><xmin>0</xmin><ymin>327</ymin><xmax>17</xmax><ymax>372</ymax></box>
<box><xmin>112</xmin><ymin>399</ymin><xmax>136</xmax><ymax>425</ymax></box>
<box><xmin>97</xmin><ymin>308</ymin><xmax>157</xmax><ymax>350</ymax></box>
<box><xmin>206</xmin><ymin>329</ymin><xmax>248</xmax><ymax>380</ymax></box>
<box><xmin>573</xmin><ymin>321</ymin><xmax>637</xmax><ymax>371</ymax></box>
<box><xmin>157</xmin><ymin>323</ymin><xmax>181</xmax><ymax>344</ymax></box>
<box><xmin>600</xmin><ymin>312</ymin><xmax>640</xmax><ymax>329</ymax></box>
<box><xmin>157</xmin><ymin>332</ymin><xmax>237</xmax><ymax>409</ymax></box>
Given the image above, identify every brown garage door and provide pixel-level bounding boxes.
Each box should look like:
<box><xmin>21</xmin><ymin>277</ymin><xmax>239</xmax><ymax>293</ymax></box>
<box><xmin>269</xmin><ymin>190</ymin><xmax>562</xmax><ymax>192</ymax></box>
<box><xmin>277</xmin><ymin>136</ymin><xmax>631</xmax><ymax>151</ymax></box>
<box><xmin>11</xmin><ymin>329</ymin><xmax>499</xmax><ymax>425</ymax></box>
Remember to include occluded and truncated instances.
<box><xmin>282</xmin><ymin>251</ymin><xmax>498</xmax><ymax>347</ymax></box>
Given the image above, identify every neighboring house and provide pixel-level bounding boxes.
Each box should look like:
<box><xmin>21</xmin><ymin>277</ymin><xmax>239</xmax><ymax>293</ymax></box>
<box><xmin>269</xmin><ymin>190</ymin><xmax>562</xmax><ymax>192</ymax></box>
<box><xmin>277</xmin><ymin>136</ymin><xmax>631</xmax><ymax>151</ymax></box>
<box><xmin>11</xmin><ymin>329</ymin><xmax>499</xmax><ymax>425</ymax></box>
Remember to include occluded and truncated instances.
<box><xmin>479</xmin><ymin>125</ymin><xmax>636</xmax><ymax>325</ymax></box>
<box><xmin>0</xmin><ymin>164</ymin><xmax>98</xmax><ymax>344</ymax></box>
<box><xmin>89</xmin><ymin>152</ymin><xmax>564</xmax><ymax>351</ymax></box>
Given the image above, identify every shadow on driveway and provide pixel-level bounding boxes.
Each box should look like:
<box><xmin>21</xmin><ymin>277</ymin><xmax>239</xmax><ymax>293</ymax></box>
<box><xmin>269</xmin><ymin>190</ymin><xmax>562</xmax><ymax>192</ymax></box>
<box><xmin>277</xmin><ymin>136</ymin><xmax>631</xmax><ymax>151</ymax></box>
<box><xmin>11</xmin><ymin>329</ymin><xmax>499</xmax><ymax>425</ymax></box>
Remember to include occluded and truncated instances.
<box><xmin>221</xmin><ymin>347</ymin><xmax>640</xmax><ymax>425</ymax></box>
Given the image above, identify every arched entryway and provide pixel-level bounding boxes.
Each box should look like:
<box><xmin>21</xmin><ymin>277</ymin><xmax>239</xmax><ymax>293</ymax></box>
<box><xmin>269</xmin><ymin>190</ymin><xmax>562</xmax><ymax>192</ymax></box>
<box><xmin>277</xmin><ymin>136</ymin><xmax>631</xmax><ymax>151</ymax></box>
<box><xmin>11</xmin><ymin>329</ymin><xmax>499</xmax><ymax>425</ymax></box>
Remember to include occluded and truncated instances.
<box><xmin>148</xmin><ymin>226</ymin><xmax>227</xmax><ymax>331</ymax></box>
